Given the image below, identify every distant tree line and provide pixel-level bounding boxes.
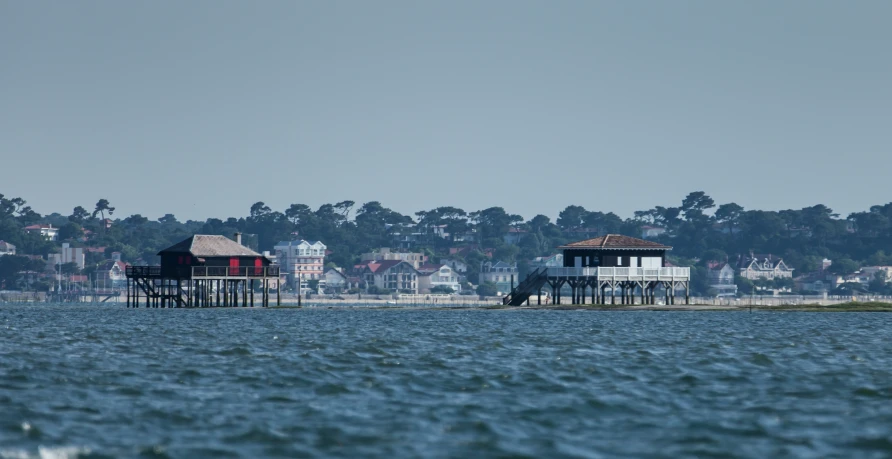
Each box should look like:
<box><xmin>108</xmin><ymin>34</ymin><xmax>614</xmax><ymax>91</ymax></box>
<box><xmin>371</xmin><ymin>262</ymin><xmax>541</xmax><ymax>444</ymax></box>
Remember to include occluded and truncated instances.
<box><xmin>1</xmin><ymin>191</ymin><xmax>891</xmax><ymax>295</ymax></box>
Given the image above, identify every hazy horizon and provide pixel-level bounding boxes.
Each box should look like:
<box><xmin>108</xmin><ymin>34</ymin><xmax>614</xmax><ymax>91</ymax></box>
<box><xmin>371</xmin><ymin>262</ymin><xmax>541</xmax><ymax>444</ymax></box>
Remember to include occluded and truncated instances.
<box><xmin>2</xmin><ymin>1</ymin><xmax>890</xmax><ymax>222</ymax></box>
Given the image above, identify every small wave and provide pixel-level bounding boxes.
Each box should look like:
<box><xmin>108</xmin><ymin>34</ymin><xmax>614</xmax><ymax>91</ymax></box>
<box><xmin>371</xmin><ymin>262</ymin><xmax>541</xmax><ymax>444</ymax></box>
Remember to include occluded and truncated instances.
<box><xmin>178</xmin><ymin>369</ymin><xmax>202</xmax><ymax>378</ymax></box>
<box><xmin>853</xmin><ymin>387</ymin><xmax>886</xmax><ymax>398</ymax></box>
<box><xmin>218</xmin><ymin>347</ymin><xmax>252</xmax><ymax>356</ymax></box>
<box><xmin>314</xmin><ymin>383</ymin><xmax>351</xmax><ymax>396</ymax></box>
<box><xmin>749</xmin><ymin>353</ymin><xmax>774</xmax><ymax>366</ymax></box>
<box><xmin>135</xmin><ymin>445</ymin><xmax>169</xmax><ymax>458</ymax></box>
<box><xmin>849</xmin><ymin>435</ymin><xmax>892</xmax><ymax>452</ymax></box>
<box><xmin>0</xmin><ymin>446</ymin><xmax>92</xmax><ymax>459</ymax></box>
<box><xmin>223</xmin><ymin>427</ymin><xmax>289</xmax><ymax>445</ymax></box>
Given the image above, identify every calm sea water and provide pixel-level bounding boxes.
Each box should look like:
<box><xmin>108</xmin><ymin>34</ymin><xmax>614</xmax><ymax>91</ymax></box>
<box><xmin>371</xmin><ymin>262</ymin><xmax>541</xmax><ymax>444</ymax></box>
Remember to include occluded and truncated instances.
<box><xmin>1</xmin><ymin>305</ymin><xmax>891</xmax><ymax>458</ymax></box>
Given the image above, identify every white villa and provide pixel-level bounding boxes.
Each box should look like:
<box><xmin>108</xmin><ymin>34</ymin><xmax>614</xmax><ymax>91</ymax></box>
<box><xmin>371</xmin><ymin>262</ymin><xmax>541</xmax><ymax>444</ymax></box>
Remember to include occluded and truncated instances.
<box><xmin>479</xmin><ymin>261</ymin><xmax>518</xmax><ymax>293</ymax></box>
<box><xmin>418</xmin><ymin>264</ymin><xmax>462</xmax><ymax>293</ymax></box>
<box><xmin>274</xmin><ymin>240</ymin><xmax>327</xmax><ymax>289</ymax></box>
<box><xmin>24</xmin><ymin>224</ymin><xmax>58</xmax><ymax>241</ymax></box>
<box><xmin>738</xmin><ymin>255</ymin><xmax>794</xmax><ymax>280</ymax></box>
<box><xmin>707</xmin><ymin>263</ymin><xmax>738</xmax><ymax>296</ymax></box>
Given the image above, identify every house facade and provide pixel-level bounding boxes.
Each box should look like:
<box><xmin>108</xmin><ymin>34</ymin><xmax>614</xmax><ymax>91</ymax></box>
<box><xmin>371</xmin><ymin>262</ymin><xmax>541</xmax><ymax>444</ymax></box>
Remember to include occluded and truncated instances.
<box><xmin>324</xmin><ymin>268</ymin><xmax>348</xmax><ymax>292</ymax></box>
<box><xmin>861</xmin><ymin>266</ymin><xmax>892</xmax><ymax>282</ymax></box>
<box><xmin>503</xmin><ymin>228</ymin><xmax>528</xmax><ymax>245</ymax></box>
<box><xmin>439</xmin><ymin>258</ymin><xmax>468</xmax><ymax>274</ymax></box>
<box><xmin>706</xmin><ymin>263</ymin><xmax>738</xmax><ymax>297</ymax></box>
<box><xmin>795</xmin><ymin>274</ymin><xmax>833</xmax><ymax>294</ymax></box>
<box><xmin>24</xmin><ymin>224</ymin><xmax>58</xmax><ymax>241</ymax></box>
<box><xmin>47</xmin><ymin>243</ymin><xmax>85</xmax><ymax>270</ymax></box>
<box><xmin>417</xmin><ymin>264</ymin><xmax>462</xmax><ymax>293</ymax></box>
<box><xmin>0</xmin><ymin>240</ymin><xmax>15</xmax><ymax>256</ymax></box>
<box><xmin>358</xmin><ymin>260</ymin><xmax>420</xmax><ymax>293</ymax></box>
<box><xmin>96</xmin><ymin>260</ymin><xmax>128</xmax><ymax>288</ymax></box>
<box><xmin>274</xmin><ymin>240</ymin><xmax>326</xmax><ymax>289</ymax></box>
<box><xmin>738</xmin><ymin>255</ymin><xmax>794</xmax><ymax>280</ymax></box>
<box><xmin>479</xmin><ymin>261</ymin><xmax>518</xmax><ymax>293</ymax></box>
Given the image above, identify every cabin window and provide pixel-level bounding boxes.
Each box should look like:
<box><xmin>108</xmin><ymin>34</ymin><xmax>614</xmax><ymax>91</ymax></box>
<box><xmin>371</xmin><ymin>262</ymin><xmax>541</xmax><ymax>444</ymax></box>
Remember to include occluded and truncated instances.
<box><xmin>642</xmin><ymin>257</ymin><xmax>662</xmax><ymax>268</ymax></box>
<box><xmin>178</xmin><ymin>256</ymin><xmax>183</xmax><ymax>264</ymax></box>
<box><xmin>185</xmin><ymin>256</ymin><xmax>191</xmax><ymax>264</ymax></box>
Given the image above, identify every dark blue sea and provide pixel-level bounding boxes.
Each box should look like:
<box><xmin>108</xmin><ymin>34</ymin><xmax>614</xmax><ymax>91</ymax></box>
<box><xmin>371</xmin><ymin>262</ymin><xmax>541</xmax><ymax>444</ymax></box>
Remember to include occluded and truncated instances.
<box><xmin>1</xmin><ymin>306</ymin><xmax>891</xmax><ymax>458</ymax></box>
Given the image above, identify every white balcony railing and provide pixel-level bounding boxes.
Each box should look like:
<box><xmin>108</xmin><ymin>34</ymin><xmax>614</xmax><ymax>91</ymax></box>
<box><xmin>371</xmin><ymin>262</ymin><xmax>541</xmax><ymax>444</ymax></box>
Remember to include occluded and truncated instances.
<box><xmin>544</xmin><ymin>267</ymin><xmax>690</xmax><ymax>280</ymax></box>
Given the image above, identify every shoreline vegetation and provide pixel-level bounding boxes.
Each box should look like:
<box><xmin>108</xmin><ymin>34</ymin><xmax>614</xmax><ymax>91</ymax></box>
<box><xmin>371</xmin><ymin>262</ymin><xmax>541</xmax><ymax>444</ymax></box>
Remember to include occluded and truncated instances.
<box><xmin>1</xmin><ymin>192</ymin><xmax>892</xmax><ymax>299</ymax></box>
<box><xmin>264</xmin><ymin>301</ymin><xmax>892</xmax><ymax>313</ymax></box>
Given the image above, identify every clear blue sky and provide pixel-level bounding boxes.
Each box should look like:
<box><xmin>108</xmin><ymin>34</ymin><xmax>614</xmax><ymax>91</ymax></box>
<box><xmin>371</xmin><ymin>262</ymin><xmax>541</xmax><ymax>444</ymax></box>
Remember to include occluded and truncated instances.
<box><xmin>2</xmin><ymin>0</ymin><xmax>890</xmax><ymax>221</ymax></box>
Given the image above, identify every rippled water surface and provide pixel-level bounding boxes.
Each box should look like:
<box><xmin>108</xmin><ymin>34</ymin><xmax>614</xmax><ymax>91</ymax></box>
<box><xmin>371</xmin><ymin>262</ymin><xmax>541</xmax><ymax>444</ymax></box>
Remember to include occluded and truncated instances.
<box><xmin>1</xmin><ymin>306</ymin><xmax>891</xmax><ymax>458</ymax></box>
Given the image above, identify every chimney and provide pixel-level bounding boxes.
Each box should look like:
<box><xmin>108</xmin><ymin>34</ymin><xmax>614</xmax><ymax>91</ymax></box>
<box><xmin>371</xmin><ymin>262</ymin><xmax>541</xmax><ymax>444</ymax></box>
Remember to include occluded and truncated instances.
<box><xmin>234</xmin><ymin>232</ymin><xmax>242</xmax><ymax>245</ymax></box>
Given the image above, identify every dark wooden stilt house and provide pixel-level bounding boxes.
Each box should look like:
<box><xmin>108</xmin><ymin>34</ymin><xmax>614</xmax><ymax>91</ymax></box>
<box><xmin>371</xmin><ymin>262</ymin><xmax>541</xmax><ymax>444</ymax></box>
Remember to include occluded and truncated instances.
<box><xmin>125</xmin><ymin>234</ymin><xmax>280</xmax><ymax>308</ymax></box>
<box><xmin>504</xmin><ymin>234</ymin><xmax>691</xmax><ymax>306</ymax></box>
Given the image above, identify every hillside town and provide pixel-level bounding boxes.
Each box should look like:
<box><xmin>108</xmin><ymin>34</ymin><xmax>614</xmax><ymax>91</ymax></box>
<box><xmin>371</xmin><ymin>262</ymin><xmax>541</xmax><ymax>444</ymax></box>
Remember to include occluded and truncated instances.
<box><xmin>0</xmin><ymin>192</ymin><xmax>891</xmax><ymax>300</ymax></box>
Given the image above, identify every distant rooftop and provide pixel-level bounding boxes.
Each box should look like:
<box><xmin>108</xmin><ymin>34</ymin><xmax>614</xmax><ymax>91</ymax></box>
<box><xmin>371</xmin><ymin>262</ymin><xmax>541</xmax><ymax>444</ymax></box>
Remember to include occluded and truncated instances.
<box><xmin>159</xmin><ymin>235</ymin><xmax>261</xmax><ymax>257</ymax></box>
<box><xmin>558</xmin><ymin>234</ymin><xmax>671</xmax><ymax>250</ymax></box>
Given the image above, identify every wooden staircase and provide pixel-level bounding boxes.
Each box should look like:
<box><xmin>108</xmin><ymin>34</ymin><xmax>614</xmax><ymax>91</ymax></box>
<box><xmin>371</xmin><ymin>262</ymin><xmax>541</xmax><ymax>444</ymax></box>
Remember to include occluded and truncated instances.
<box><xmin>503</xmin><ymin>268</ymin><xmax>549</xmax><ymax>306</ymax></box>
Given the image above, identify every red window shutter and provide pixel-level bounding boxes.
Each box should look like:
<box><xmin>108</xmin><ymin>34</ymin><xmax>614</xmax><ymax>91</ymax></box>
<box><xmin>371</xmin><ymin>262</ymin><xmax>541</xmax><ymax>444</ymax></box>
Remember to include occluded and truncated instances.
<box><xmin>178</xmin><ymin>256</ymin><xmax>183</xmax><ymax>264</ymax></box>
<box><xmin>185</xmin><ymin>256</ymin><xmax>191</xmax><ymax>264</ymax></box>
<box><xmin>229</xmin><ymin>257</ymin><xmax>239</xmax><ymax>276</ymax></box>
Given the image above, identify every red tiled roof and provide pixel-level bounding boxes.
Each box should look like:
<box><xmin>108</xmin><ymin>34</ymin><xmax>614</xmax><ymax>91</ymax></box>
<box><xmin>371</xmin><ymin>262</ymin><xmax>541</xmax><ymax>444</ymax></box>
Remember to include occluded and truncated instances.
<box><xmin>558</xmin><ymin>234</ymin><xmax>671</xmax><ymax>250</ymax></box>
<box><xmin>369</xmin><ymin>260</ymin><xmax>406</xmax><ymax>273</ymax></box>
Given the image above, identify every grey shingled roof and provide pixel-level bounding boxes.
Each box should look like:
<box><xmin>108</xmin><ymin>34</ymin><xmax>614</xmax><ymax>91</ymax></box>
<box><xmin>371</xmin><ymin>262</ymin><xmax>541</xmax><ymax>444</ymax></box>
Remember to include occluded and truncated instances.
<box><xmin>558</xmin><ymin>234</ymin><xmax>671</xmax><ymax>250</ymax></box>
<box><xmin>158</xmin><ymin>235</ymin><xmax>262</xmax><ymax>257</ymax></box>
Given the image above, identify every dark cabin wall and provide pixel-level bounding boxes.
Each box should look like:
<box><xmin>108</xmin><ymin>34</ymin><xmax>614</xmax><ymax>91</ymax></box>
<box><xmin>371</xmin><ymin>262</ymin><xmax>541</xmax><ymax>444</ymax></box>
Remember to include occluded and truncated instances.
<box><xmin>160</xmin><ymin>253</ymin><xmax>271</xmax><ymax>277</ymax></box>
<box><xmin>159</xmin><ymin>253</ymin><xmax>194</xmax><ymax>277</ymax></box>
<box><xmin>562</xmin><ymin>249</ymin><xmax>666</xmax><ymax>268</ymax></box>
<box><xmin>200</xmin><ymin>256</ymin><xmax>270</xmax><ymax>267</ymax></box>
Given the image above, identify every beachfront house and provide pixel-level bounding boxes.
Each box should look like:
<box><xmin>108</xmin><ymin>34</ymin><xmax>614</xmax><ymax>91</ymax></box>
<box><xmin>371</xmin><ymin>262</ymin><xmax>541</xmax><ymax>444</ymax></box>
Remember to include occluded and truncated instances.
<box><xmin>357</xmin><ymin>260</ymin><xmax>420</xmax><ymax>294</ymax></box>
<box><xmin>96</xmin><ymin>260</ymin><xmax>128</xmax><ymax>288</ymax></box>
<box><xmin>324</xmin><ymin>267</ymin><xmax>348</xmax><ymax>293</ymax></box>
<box><xmin>417</xmin><ymin>263</ymin><xmax>462</xmax><ymax>293</ymax></box>
<box><xmin>738</xmin><ymin>254</ymin><xmax>794</xmax><ymax>280</ymax></box>
<box><xmin>479</xmin><ymin>261</ymin><xmax>518</xmax><ymax>294</ymax></box>
<box><xmin>706</xmin><ymin>262</ymin><xmax>738</xmax><ymax>297</ymax></box>
<box><xmin>274</xmin><ymin>239</ymin><xmax>327</xmax><ymax>289</ymax></box>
